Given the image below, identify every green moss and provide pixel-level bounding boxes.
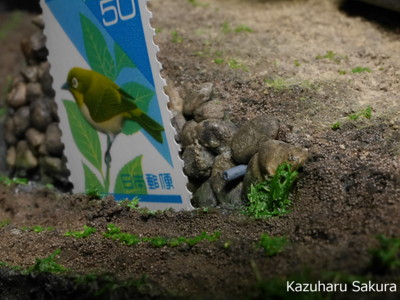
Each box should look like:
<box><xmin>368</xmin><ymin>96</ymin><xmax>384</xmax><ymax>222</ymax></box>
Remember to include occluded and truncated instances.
<box><xmin>331</xmin><ymin>122</ymin><xmax>342</xmax><ymax>130</ymax></box>
<box><xmin>171</xmin><ymin>31</ymin><xmax>183</xmax><ymax>43</ymax></box>
<box><xmin>246</xmin><ymin>162</ymin><xmax>298</xmax><ymax>218</ymax></box>
<box><xmin>347</xmin><ymin>106</ymin><xmax>372</xmax><ymax>121</ymax></box>
<box><xmin>0</xmin><ymin>220</ymin><xmax>11</xmax><ymax>228</ymax></box>
<box><xmin>65</xmin><ymin>225</ymin><xmax>97</xmax><ymax>238</ymax></box>
<box><xmin>351</xmin><ymin>66</ymin><xmax>371</xmax><ymax>73</ymax></box>
<box><xmin>25</xmin><ymin>249</ymin><xmax>69</xmax><ymax>274</ymax></box>
<box><xmin>234</xmin><ymin>24</ymin><xmax>253</xmax><ymax>33</ymax></box>
<box><xmin>370</xmin><ymin>235</ymin><xmax>400</xmax><ymax>273</ymax></box>
<box><xmin>0</xmin><ymin>176</ymin><xmax>28</xmax><ymax>186</ymax></box>
<box><xmin>258</xmin><ymin>234</ymin><xmax>288</xmax><ymax>256</ymax></box>
<box><xmin>104</xmin><ymin>224</ymin><xmax>221</xmax><ymax>248</ymax></box>
<box><xmin>228</xmin><ymin>59</ymin><xmax>248</xmax><ymax>71</ymax></box>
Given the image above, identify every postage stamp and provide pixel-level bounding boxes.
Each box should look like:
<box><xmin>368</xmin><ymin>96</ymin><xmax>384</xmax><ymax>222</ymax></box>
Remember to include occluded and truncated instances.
<box><xmin>41</xmin><ymin>0</ymin><xmax>191</xmax><ymax>210</ymax></box>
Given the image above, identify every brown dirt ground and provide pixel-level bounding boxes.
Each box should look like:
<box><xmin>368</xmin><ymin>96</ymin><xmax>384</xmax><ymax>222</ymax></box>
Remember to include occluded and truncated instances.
<box><xmin>0</xmin><ymin>0</ymin><xmax>400</xmax><ymax>299</ymax></box>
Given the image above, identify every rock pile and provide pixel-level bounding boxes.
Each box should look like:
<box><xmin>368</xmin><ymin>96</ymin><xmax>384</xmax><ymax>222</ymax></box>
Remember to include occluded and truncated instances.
<box><xmin>168</xmin><ymin>82</ymin><xmax>309</xmax><ymax>208</ymax></box>
<box><xmin>4</xmin><ymin>16</ymin><xmax>71</xmax><ymax>190</ymax></box>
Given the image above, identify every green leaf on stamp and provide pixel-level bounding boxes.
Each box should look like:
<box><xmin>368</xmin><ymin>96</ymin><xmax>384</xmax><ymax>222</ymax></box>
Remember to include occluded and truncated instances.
<box><xmin>114</xmin><ymin>155</ymin><xmax>147</xmax><ymax>195</ymax></box>
<box><xmin>80</xmin><ymin>14</ymin><xmax>116</xmax><ymax>80</ymax></box>
<box><xmin>114</xmin><ymin>42</ymin><xmax>136</xmax><ymax>76</ymax></box>
<box><xmin>120</xmin><ymin>82</ymin><xmax>155</xmax><ymax>135</ymax></box>
<box><xmin>83</xmin><ymin>163</ymin><xmax>105</xmax><ymax>194</ymax></box>
<box><xmin>63</xmin><ymin>100</ymin><xmax>102</xmax><ymax>172</ymax></box>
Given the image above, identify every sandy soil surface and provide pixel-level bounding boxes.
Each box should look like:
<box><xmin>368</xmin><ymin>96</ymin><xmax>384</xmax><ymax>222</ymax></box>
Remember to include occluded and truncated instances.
<box><xmin>0</xmin><ymin>0</ymin><xmax>399</xmax><ymax>299</ymax></box>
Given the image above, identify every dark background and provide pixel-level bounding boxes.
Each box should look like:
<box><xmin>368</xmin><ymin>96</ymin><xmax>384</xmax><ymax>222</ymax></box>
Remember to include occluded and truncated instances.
<box><xmin>0</xmin><ymin>0</ymin><xmax>41</xmax><ymax>12</ymax></box>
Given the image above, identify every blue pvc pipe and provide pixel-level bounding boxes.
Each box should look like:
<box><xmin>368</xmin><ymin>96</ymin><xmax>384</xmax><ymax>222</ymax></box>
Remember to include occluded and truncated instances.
<box><xmin>223</xmin><ymin>165</ymin><xmax>247</xmax><ymax>181</ymax></box>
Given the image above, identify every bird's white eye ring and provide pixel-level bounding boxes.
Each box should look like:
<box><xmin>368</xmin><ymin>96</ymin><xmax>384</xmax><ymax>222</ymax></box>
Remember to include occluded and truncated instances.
<box><xmin>72</xmin><ymin>77</ymin><xmax>79</xmax><ymax>89</ymax></box>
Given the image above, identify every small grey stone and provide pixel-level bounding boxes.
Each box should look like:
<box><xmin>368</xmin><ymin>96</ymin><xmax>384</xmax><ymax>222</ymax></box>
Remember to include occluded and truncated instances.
<box><xmin>38</xmin><ymin>144</ymin><xmax>48</xmax><ymax>156</ymax></box>
<box><xmin>6</xmin><ymin>146</ymin><xmax>16</xmax><ymax>168</ymax></box>
<box><xmin>41</xmin><ymin>156</ymin><xmax>63</xmax><ymax>174</ymax></box>
<box><xmin>40</xmin><ymin>156</ymin><xmax>70</xmax><ymax>186</ymax></box>
<box><xmin>38</xmin><ymin>62</ymin><xmax>55</xmax><ymax>98</ymax></box>
<box><xmin>170</xmin><ymin>110</ymin><xmax>186</xmax><ymax>143</ymax></box>
<box><xmin>182</xmin><ymin>142</ymin><xmax>215</xmax><ymax>180</ymax></box>
<box><xmin>4</xmin><ymin>117</ymin><xmax>17</xmax><ymax>145</ymax></box>
<box><xmin>191</xmin><ymin>179</ymin><xmax>217</xmax><ymax>208</ymax></box>
<box><xmin>193</xmin><ymin>99</ymin><xmax>226</xmax><ymax>122</ymax></box>
<box><xmin>258</xmin><ymin>140</ymin><xmax>309</xmax><ymax>176</ymax></box>
<box><xmin>26</xmin><ymin>128</ymin><xmax>45</xmax><ymax>148</ymax></box>
<box><xmin>242</xmin><ymin>153</ymin><xmax>264</xmax><ymax>200</ymax></box>
<box><xmin>32</xmin><ymin>15</ymin><xmax>44</xmax><ymax>29</ymax></box>
<box><xmin>6</xmin><ymin>82</ymin><xmax>27</xmax><ymax>108</ymax></box>
<box><xmin>211</xmin><ymin>152</ymin><xmax>235</xmax><ymax>177</ymax></box>
<box><xmin>217</xmin><ymin>181</ymin><xmax>244</xmax><ymax>209</ymax></box>
<box><xmin>26</xmin><ymin>82</ymin><xmax>43</xmax><ymax>102</ymax></box>
<box><xmin>45</xmin><ymin>123</ymin><xmax>64</xmax><ymax>156</ymax></box>
<box><xmin>231</xmin><ymin>114</ymin><xmax>279</xmax><ymax>164</ymax></box>
<box><xmin>30</xmin><ymin>31</ymin><xmax>46</xmax><ymax>52</ymax></box>
<box><xmin>208</xmin><ymin>172</ymin><xmax>244</xmax><ymax>209</ymax></box>
<box><xmin>21</xmin><ymin>66</ymin><xmax>39</xmax><ymax>83</ymax></box>
<box><xmin>49</xmin><ymin>100</ymin><xmax>59</xmax><ymax>122</ymax></box>
<box><xmin>196</xmin><ymin>120</ymin><xmax>238</xmax><ymax>154</ymax></box>
<box><xmin>180</xmin><ymin>120</ymin><xmax>198</xmax><ymax>149</ymax></box>
<box><xmin>30</xmin><ymin>98</ymin><xmax>53</xmax><ymax>131</ymax></box>
<box><xmin>183</xmin><ymin>82</ymin><xmax>213</xmax><ymax>117</ymax></box>
<box><xmin>23</xmin><ymin>32</ymin><xmax>48</xmax><ymax>63</ymax></box>
<box><xmin>13</xmin><ymin>106</ymin><xmax>31</xmax><ymax>138</ymax></box>
<box><xmin>15</xmin><ymin>140</ymin><xmax>38</xmax><ymax>170</ymax></box>
<box><xmin>165</xmin><ymin>78</ymin><xmax>184</xmax><ymax>112</ymax></box>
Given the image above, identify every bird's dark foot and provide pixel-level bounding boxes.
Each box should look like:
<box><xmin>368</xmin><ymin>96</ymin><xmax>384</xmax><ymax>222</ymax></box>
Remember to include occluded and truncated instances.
<box><xmin>105</xmin><ymin>151</ymin><xmax>112</xmax><ymax>165</ymax></box>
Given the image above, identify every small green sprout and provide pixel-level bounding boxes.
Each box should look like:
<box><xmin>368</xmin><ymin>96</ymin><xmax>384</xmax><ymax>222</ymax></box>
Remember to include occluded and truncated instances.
<box><xmin>316</xmin><ymin>50</ymin><xmax>344</xmax><ymax>64</ymax></box>
<box><xmin>171</xmin><ymin>31</ymin><xmax>183</xmax><ymax>43</ymax></box>
<box><xmin>32</xmin><ymin>226</ymin><xmax>48</xmax><ymax>233</ymax></box>
<box><xmin>370</xmin><ymin>235</ymin><xmax>400</xmax><ymax>273</ymax></box>
<box><xmin>331</xmin><ymin>122</ymin><xmax>342</xmax><ymax>130</ymax></box>
<box><xmin>338</xmin><ymin>70</ymin><xmax>347</xmax><ymax>75</ymax></box>
<box><xmin>119</xmin><ymin>197</ymin><xmax>140</xmax><ymax>210</ymax></box>
<box><xmin>0</xmin><ymin>176</ymin><xmax>28</xmax><ymax>186</ymax></box>
<box><xmin>221</xmin><ymin>21</ymin><xmax>231</xmax><ymax>33</ymax></box>
<box><xmin>234</xmin><ymin>24</ymin><xmax>253</xmax><ymax>33</ymax></box>
<box><xmin>104</xmin><ymin>224</ymin><xmax>141</xmax><ymax>246</ymax></box>
<box><xmin>0</xmin><ymin>220</ymin><xmax>11</xmax><ymax>228</ymax></box>
<box><xmin>258</xmin><ymin>234</ymin><xmax>288</xmax><ymax>256</ymax></box>
<box><xmin>85</xmin><ymin>186</ymin><xmax>101</xmax><ymax>199</ymax></box>
<box><xmin>246</xmin><ymin>162</ymin><xmax>298</xmax><ymax>218</ymax></box>
<box><xmin>20</xmin><ymin>225</ymin><xmax>55</xmax><ymax>233</ymax></box>
<box><xmin>348</xmin><ymin>106</ymin><xmax>372</xmax><ymax>121</ymax></box>
<box><xmin>65</xmin><ymin>225</ymin><xmax>97</xmax><ymax>238</ymax></box>
<box><xmin>264</xmin><ymin>78</ymin><xmax>290</xmax><ymax>92</ymax></box>
<box><xmin>228</xmin><ymin>59</ymin><xmax>248</xmax><ymax>71</ymax></box>
<box><xmin>25</xmin><ymin>249</ymin><xmax>69</xmax><ymax>274</ymax></box>
<box><xmin>352</xmin><ymin>66</ymin><xmax>372</xmax><ymax>73</ymax></box>
<box><xmin>214</xmin><ymin>58</ymin><xmax>224</xmax><ymax>65</ymax></box>
<box><xmin>294</xmin><ymin>60</ymin><xmax>301</xmax><ymax>67</ymax></box>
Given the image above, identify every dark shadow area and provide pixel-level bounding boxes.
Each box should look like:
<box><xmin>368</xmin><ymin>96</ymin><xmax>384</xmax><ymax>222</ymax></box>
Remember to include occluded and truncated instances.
<box><xmin>0</xmin><ymin>0</ymin><xmax>41</xmax><ymax>13</ymax></box>
<box><xmin>340</xmin><ymin>0</ymin><xmax>400</xmax><ymax>32</ymax></box>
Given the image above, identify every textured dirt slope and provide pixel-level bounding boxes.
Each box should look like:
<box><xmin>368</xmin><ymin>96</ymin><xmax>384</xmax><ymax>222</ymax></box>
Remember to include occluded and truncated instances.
<box><xmin>0</xmin><ymin>0</ymin><xmax>400</xmax><ymax>299</ymax></box>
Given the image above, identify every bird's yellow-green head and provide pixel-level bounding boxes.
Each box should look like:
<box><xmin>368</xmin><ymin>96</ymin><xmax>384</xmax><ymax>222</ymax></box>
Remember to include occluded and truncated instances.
<box><xmin>63</xmin><ymin>67</ymin><xmax>92</xmax><ymax>94</ymax></box>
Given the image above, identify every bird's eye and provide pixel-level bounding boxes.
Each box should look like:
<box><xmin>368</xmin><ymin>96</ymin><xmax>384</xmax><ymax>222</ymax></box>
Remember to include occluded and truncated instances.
<box><xmin>71</xmin><ymin>77</ymin><xmax>79</xmax><ymax>89</ymax></box>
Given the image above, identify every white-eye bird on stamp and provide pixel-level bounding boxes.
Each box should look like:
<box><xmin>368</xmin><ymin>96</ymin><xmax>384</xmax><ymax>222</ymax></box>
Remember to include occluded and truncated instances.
<box><xmin>62</xmin><ymin>67</ymin><xmax>164</xmax><ymax>165</ymax></box>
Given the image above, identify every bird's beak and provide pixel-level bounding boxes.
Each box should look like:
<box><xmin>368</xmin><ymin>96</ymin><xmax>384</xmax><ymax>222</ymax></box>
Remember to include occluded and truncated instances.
<box><xmin>61</xmin><ymin>82</ymin><xmax>69</xmax><ymax>90</ymax></box>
